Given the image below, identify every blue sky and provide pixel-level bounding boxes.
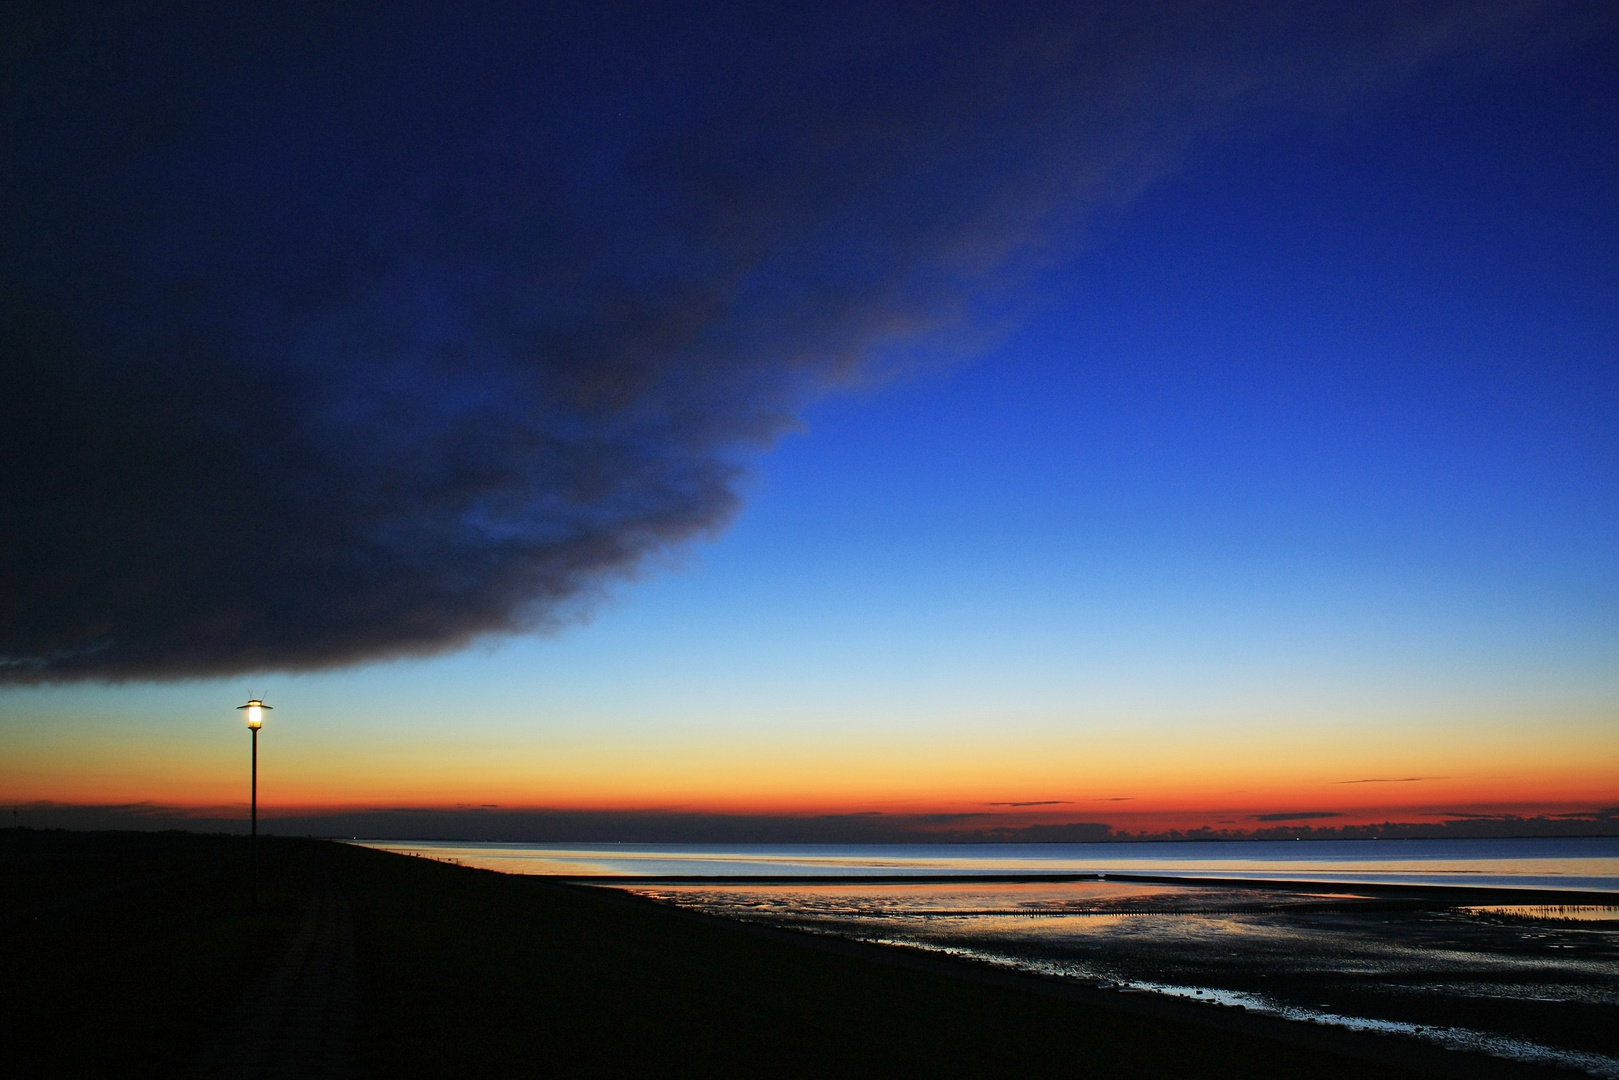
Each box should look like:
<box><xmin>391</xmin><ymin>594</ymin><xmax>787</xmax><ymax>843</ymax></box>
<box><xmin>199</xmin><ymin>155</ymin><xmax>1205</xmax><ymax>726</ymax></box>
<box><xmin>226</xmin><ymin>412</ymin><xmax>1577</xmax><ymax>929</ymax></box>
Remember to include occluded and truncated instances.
<box><xmin>2</xmin><ymin>4</ymin><xmax>1615</xmax><ymax>830</ymax></box>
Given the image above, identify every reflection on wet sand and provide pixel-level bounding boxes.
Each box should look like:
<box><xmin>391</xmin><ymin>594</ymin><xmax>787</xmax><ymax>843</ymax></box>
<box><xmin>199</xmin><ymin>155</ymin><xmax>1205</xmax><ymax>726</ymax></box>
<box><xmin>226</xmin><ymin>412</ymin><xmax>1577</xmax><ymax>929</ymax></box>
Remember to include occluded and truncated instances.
<box><xmin>1460</xmin><ymin>905</ymin><xmax>1619</xmax><ymax>922</ymax></box>
<box><xmin>623</xmin><ymin>880</ymin><xmax>1619</xmax><ymax>1078</ymax></box>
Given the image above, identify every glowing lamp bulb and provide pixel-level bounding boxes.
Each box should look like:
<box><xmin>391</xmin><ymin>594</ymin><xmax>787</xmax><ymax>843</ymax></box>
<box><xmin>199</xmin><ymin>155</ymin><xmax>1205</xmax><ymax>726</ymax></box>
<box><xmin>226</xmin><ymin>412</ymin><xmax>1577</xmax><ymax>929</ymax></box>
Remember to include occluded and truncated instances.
<box><xmin>246</xmin><ymin>704</ymin><xmax>263</xmax><ymax>729</ymax></box>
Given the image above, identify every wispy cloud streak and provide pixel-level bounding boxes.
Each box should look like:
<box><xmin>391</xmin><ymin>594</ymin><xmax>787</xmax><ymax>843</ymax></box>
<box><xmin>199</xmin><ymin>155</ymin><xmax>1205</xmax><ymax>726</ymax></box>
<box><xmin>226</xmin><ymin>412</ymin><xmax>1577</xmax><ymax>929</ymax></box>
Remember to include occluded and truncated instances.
<box><xmin>1333</xmin><ymin>777</ymin><xmax>1449</xmax><ymax>785</ymax></box>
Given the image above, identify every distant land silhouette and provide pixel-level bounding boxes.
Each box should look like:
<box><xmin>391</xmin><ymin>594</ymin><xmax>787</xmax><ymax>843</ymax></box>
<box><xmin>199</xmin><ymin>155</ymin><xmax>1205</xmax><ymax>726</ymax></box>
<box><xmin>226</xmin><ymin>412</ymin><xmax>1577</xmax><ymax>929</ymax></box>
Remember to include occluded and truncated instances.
<box><xmin>12</xmin><ymin>803</ymin><xmax>1617</xmax><ymax>843</ymax></box>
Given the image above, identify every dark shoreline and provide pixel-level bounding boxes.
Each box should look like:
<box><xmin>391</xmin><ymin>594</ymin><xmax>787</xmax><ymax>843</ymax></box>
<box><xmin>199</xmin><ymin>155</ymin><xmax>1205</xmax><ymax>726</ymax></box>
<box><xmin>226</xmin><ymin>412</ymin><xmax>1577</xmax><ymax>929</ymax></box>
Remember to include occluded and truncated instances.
<box><xmin>6</xmin><ymin>829</ymin><xmax>1610</xmax><ymax>1079</ymax></box>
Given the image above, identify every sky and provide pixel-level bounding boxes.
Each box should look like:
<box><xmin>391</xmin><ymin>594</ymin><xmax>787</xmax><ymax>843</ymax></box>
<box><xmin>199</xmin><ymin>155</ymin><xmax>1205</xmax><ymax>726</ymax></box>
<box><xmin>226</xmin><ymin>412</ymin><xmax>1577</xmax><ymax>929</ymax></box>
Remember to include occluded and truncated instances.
<box><xmin>2</xmin><ymin>2</ymin><xmax>1616</xmax><ymax>839</ymax></box>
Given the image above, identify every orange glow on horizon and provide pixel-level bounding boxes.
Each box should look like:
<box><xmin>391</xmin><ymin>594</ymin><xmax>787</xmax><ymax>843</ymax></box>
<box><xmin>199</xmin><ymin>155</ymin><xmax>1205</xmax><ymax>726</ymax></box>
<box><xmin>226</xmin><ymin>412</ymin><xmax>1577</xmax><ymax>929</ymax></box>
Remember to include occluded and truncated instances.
<box><xmin>6</xmin><ymin>696</ymin><xmax>1612</xmax><ymax>835</ymax></box>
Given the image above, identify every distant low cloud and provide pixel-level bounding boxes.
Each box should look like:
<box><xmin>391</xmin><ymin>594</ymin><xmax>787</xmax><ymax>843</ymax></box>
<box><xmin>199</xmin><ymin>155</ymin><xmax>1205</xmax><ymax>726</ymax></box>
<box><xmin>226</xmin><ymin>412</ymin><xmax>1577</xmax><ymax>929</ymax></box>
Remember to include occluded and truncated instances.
<box><xmin>985</xmin><ymin>800</ymin><xmax>1074</xmax><ymax>807</ymax></box>
<box><xmin>2</xmin><ymin>1</ymin><xmax>1591</xmax><ymax>681</ymax></box>
<box><xmin>1252</xmin><ymin>811</ymin><xmax>1345</xmax><ymax>822</ymax></box>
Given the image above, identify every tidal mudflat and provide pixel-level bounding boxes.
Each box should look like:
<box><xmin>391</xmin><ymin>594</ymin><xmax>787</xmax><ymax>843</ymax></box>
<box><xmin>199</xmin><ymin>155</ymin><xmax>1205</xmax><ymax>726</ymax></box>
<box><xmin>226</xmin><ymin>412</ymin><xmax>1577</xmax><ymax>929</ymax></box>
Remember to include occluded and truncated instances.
<box><xmin>623</xmin><ymin>879</ymin><xmax>1619</xmax><ymax>1078</ymax></box>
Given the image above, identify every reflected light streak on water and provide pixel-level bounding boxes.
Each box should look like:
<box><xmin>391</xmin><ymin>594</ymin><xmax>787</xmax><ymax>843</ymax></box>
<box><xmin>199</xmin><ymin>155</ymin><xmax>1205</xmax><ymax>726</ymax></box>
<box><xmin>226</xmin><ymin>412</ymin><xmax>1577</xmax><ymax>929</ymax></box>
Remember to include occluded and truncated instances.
<box><xmin>356</xmin><ymin>837</ymin><xmax>1619</xmax><ymax>890</ymax></box>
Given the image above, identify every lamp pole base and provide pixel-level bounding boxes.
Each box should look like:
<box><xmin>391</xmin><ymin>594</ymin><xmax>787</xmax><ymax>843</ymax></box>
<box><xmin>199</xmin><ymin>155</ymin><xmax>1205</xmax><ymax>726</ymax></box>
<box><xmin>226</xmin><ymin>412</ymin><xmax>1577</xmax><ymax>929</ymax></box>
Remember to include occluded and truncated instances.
<box><xmin>251</xmin><ymin>726</ymin><xmax>258</xmax><ymax>907</ymax></box>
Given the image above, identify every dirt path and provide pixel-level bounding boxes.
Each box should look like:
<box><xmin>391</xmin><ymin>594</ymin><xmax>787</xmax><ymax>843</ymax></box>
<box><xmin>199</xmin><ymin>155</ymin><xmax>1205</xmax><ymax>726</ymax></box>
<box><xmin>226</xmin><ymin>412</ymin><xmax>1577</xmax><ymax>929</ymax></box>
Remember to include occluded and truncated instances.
<box><xmin>195</xmin><ymin>871</ymin><xmax>356</xmax><ymax>1080</ymax></box>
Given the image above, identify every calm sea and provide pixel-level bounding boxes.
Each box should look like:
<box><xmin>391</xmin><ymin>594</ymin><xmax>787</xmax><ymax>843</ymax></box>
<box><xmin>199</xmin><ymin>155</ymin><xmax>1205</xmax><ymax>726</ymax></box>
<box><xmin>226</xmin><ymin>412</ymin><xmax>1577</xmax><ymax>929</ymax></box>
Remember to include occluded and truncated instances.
<box><xmin>359</xmin><ymin>836</ymin><xmax>1619</xmax><ymax>891</ymax></box>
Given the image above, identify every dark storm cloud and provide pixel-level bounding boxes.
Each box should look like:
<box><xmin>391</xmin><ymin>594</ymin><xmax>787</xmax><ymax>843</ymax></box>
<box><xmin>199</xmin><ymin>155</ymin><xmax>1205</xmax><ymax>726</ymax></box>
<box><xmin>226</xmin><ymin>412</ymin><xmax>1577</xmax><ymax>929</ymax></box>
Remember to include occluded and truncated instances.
<box><xmin>1</xmin><ymin>1</ymin><xmax>1592</xmax><ymax>681</ymax></box>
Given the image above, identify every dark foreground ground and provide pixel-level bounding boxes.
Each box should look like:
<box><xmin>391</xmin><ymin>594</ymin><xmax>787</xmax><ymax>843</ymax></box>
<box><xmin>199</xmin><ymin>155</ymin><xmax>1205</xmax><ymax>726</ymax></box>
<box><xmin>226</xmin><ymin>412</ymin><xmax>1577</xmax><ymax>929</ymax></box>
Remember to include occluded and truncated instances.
<box><xmin>0</xmin><ymin>829</ymin><xmax>1576</xmax><ymax>1079</ymax></box>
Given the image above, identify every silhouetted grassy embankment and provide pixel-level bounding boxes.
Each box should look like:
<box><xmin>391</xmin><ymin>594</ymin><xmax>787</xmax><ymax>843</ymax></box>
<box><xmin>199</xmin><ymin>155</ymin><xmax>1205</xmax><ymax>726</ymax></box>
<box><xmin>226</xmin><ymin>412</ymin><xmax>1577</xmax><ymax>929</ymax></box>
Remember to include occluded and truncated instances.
<box><xmin>1</xmin><ymin>829</ymin><xmax>307</xmax><ymax>1077</ymax></box>
<box><xmin>4</xmin><ymin>830</ymin><xmax>1438</xmax><ymax>1078</ymax></box>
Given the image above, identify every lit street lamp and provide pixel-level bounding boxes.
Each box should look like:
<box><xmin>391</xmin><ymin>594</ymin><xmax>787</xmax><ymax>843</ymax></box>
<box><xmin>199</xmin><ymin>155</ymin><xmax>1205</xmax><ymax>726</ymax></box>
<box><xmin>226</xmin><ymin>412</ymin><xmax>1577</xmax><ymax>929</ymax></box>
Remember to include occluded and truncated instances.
<box><xmin>235</xmin><ymin>698</ymin><xmax>272</xmax><ymax>904</ymax></box>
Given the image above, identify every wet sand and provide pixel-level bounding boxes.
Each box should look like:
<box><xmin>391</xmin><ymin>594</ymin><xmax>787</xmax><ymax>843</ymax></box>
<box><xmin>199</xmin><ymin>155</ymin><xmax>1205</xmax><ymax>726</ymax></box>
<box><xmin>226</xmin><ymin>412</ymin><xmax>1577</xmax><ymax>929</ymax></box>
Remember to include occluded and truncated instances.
<box><xmin>612</xmin><ymin>876</ymin><xmax>1619</xmax><ymax>1078</ymax></box>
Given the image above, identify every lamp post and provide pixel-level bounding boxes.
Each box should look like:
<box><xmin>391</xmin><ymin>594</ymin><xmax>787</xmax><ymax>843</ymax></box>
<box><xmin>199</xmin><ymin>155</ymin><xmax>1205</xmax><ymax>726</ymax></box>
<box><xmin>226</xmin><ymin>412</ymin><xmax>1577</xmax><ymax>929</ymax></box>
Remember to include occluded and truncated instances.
<box><xmin>235</xmin><ymin>698</ymin><xmax>272</xmax><ymax>904</ymax></box>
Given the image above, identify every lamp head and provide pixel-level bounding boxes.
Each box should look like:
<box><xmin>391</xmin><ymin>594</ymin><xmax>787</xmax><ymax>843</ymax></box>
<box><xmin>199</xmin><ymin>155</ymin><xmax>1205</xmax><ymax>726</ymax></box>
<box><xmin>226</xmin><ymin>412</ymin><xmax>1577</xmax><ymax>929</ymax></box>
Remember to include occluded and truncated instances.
<box><xmin>236</xmin><ymin>698</ymin><xmax>272</xmax><ymax>729</ymax></box>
